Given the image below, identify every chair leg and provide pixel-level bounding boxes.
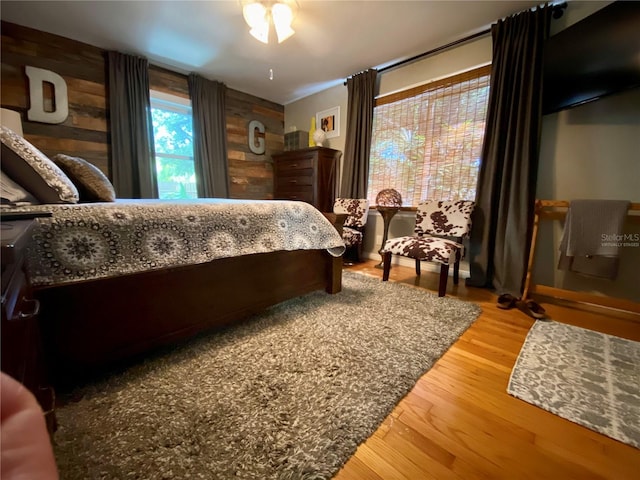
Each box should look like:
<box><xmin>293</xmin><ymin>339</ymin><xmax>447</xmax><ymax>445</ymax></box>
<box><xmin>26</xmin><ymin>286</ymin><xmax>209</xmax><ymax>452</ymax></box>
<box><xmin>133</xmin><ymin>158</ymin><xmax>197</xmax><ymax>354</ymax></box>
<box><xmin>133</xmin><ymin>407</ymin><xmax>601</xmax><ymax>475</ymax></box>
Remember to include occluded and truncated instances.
<box><xmin>438</xmin><ymin>264</ymin><xmax>449</xmax><ymax>297</ymax></box>
<box><xmin>415</xmin><ymin>259</ymin><xmax>421</xmax><ymax>276</ymax></box>
<box><xmin>382</xmin><ymin>252</ymin><xmax>392</xmax><ymax>281</ymax></box>
<box><xmin>453</xmin><ymin>249</ymin><xmax>461</xmax><ymax>285</ymax></box>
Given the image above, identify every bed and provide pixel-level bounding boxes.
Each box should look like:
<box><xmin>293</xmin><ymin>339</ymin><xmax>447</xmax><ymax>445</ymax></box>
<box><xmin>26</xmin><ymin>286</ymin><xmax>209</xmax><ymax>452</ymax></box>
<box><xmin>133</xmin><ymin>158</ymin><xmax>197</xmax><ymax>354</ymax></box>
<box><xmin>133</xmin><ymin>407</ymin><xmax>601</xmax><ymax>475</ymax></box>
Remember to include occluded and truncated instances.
<box><xmin>0</xmin><ymin>122</ymin><xmax>346</xmax><ymax>384</ymax></box>
<box><xmin>3</xmin><ymin>199</ymin><xmax>346</xmax><ymax>385</ymax></box>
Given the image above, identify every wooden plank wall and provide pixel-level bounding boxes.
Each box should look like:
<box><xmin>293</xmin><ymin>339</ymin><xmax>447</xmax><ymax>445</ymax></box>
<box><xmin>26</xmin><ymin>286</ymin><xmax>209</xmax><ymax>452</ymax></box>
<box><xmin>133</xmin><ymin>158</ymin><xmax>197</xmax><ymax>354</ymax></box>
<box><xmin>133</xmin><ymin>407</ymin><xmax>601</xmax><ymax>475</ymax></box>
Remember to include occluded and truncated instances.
<box><xmin>1</xmin><ymin>22</ymin><xmax>110</xmax><ymax>173</ymax></box>
<box><xmin>0</xmin><ymin>21</ymin><xmax>283</xmax><ymax>200</ymax></box>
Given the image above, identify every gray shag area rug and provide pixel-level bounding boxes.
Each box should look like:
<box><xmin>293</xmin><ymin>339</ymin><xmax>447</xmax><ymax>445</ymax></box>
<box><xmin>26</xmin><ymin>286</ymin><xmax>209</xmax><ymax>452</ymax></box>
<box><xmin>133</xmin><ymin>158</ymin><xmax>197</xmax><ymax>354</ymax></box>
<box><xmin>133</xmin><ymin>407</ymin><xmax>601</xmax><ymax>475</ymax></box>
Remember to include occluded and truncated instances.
<box><xmin>53</xmin><ymin>271</ymin><xmax>481</xmax><ymax>479</ymax></box>
<box><xmin>508</xmin><ymin>321</ymin><xmax>640</xmax><ymax>449</ymax></box>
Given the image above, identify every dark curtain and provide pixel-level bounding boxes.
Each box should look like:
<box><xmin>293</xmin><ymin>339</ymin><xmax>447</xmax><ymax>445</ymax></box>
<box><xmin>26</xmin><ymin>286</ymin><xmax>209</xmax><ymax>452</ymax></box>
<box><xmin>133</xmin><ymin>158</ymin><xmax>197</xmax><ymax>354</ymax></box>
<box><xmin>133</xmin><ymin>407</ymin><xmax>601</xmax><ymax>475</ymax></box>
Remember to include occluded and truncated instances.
<box><xmin>340</xmin><ymin>69</ymin><xmax>378</xmax><ymax>198</ymax></box>
<box><xmin>466</xmin><ymin>5</ymin><xmax>551</xmax><ymax>297</ymax></box>
<box><xmin>107</xmin><ymin>51</ymin><xmax>158</xmax><ymax>198</ymax></box>
<box><xmin>188</xmin><ymin>73</ymin><xmax>229</xmax><ymax>198</ymax></box>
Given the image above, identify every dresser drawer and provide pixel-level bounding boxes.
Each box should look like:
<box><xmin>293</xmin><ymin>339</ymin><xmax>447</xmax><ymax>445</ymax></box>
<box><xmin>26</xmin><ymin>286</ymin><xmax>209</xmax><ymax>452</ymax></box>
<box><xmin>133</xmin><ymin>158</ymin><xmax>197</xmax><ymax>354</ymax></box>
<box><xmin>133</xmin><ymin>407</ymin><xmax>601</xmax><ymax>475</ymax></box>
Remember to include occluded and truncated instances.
<box><xmin>277</xmin><ymin>175</ymin><xmax>314</xmax><ymax>187</ymax></box>
<box><xmin>1</xmin><ymin>219</ymin><xmax>56</xmax><ymax>434</ymax></box>
<box><xmin>276</xmin><ymin>156</ymin><xmax>314</xmax><ymax>174</ymax></box>
<box><xmin>274</xmin><ymin>189</ymin><xmax>314</xmax><ymax>203</ymax></box>
<box><xmin>1</xmin><ymin>267</ymin><xmax>38</xmax><ymax>387</ymax></box>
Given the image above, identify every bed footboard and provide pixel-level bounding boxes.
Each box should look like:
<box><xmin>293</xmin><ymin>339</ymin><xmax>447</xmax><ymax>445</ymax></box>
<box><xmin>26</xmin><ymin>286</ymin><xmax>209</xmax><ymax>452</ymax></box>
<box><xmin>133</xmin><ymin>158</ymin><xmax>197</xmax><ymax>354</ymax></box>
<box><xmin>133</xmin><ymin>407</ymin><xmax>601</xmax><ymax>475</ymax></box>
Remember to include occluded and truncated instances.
<box><xmin>36</xmin><ymin>249</ymin><xmax>341</xmax><ymax>385</ymax></box>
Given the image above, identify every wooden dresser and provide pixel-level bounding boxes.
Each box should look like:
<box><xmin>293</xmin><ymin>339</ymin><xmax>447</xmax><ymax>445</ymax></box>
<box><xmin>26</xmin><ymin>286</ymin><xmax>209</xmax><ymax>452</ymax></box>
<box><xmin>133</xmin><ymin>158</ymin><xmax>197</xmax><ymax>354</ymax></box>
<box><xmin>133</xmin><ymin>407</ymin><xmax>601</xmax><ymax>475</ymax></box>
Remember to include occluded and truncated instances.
<box><xmin>273</xmin><ymin>147</ymin><xmax>341</xmax><ymax>212</ymax></box>
<box><xmin>1</xmin><ymin>219</ymin><xmax>56</xmax><ymax>433</ymax></box>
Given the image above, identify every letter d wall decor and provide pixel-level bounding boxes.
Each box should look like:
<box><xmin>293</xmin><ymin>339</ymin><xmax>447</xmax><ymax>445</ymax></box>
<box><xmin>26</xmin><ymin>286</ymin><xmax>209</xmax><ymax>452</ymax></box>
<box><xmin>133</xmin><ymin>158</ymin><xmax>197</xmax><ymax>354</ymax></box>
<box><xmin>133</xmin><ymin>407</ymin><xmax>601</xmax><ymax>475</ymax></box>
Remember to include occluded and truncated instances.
<box><xmin>25</xmin><ymin>65</ymin><xmax>69</xmax><ymax>124</ymax></box>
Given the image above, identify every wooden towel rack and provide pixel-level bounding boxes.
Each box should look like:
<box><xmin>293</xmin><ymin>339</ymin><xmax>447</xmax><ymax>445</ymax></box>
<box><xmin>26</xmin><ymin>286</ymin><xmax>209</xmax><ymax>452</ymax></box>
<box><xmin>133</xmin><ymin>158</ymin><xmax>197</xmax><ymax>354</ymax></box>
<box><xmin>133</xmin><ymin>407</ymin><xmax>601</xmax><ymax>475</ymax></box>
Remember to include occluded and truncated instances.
<box><xmin>523</xmin><ymin>199</ymin><xmax>640</xmax><ymax>313</ymax></box>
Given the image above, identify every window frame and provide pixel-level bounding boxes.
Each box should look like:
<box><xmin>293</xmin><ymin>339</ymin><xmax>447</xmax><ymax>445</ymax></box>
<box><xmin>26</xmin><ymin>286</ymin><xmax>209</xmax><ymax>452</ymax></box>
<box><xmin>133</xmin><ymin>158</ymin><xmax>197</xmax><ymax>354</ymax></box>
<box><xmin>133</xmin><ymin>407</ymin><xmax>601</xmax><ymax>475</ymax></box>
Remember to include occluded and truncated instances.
<box><xmin>149</xmin><ymin>90</ymin><xmax>197</xmax><ymax>199</ymax></box>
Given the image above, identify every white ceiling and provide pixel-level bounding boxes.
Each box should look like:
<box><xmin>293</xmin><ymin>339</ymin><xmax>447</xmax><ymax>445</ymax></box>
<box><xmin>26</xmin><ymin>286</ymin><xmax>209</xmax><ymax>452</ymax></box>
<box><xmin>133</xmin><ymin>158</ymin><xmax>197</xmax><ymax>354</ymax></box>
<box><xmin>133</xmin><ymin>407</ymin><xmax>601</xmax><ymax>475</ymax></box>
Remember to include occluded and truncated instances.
<box><xmin>0</xmin><ymin>0</ymin><xmax>543</xmax><ymax>105</ymax></box>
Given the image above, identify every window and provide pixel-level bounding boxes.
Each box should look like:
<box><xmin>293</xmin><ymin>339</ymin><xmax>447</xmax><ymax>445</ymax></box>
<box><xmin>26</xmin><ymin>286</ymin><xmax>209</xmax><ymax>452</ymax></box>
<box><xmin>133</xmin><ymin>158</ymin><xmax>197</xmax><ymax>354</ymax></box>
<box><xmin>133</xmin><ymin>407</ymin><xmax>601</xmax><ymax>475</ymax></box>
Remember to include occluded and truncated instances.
<box><xmin>150</xmin><ymin>91</ymin><xmax>197</xmax><ymax>199</ymax></box>
<box><xmin>367</xmin><ymin>65</ymin><xmax>491</xmax><ymax>207</ymax></box>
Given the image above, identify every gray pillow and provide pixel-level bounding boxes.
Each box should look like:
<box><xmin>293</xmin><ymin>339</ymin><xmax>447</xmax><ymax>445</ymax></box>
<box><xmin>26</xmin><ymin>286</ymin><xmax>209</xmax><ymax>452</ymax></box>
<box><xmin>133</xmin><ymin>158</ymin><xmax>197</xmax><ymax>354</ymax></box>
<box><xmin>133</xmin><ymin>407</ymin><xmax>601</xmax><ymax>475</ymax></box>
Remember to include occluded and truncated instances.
<box><xmin>0</xmin><ymin>125</ymin><xmax>79</xmax><ymax>203</ymax></box>
<box><xmin>52</xmin><ymin>154</ymin><xmax>116</xmax><ymax>202</ymax></box>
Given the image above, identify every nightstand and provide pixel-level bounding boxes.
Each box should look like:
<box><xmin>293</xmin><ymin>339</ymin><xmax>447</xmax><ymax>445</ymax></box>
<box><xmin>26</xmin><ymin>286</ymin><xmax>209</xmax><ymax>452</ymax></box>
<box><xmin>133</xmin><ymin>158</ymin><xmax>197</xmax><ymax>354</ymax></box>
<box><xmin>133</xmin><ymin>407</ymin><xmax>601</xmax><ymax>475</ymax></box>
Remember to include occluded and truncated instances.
<box><xmin>1</xmin><ymin>219</ymin><xmax>56</xmax><ymax>433</ymax></box>
<box><xmin>322</xmin><ymin>212</ymin><xmax>348</xmax><ymax>236</ymax></box>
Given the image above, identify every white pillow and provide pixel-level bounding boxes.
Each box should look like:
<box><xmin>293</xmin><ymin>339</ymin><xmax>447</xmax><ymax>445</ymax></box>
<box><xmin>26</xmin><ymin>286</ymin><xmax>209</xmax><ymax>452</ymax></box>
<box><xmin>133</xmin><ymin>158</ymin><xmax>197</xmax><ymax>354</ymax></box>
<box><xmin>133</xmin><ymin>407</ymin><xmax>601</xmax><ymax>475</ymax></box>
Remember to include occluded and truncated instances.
<box><xmin>0</xmin><ymin>169</ymin><xmax>39</xmax><ymax>205</ymax></box>
<box><xmin>0</xmin><ymin>125</ymin><xmax>78</xmax><ymax>203</ymax></box>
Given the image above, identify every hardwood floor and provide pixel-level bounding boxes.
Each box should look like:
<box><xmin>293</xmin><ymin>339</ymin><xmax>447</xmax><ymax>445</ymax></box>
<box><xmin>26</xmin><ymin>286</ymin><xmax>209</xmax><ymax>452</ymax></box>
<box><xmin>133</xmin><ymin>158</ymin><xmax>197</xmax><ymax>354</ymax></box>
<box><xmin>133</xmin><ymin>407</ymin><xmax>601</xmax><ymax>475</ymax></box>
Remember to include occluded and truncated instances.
<box><xmin>334</xmin><ymin>260</ymin><xmax>640</xmax><ymax>480</ymax></box>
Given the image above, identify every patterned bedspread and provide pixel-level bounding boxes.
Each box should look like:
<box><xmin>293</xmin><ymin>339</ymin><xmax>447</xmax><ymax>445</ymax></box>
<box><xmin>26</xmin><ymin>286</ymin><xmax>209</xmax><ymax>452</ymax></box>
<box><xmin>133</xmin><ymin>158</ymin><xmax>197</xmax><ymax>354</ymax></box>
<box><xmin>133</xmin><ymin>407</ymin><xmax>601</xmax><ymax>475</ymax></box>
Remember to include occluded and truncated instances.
<box><xmin>2</xmin><ymin>199</ymin><xmax>346</xmax><ymax>287</ymax></box>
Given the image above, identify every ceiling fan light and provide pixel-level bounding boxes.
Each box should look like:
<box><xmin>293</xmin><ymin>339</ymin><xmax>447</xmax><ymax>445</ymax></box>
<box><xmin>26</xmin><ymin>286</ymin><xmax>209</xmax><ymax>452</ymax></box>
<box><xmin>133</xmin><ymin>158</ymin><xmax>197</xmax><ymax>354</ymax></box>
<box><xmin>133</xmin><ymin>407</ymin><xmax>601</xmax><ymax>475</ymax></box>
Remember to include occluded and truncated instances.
<box><xmin>272</xmin><ymin>3</ymin><xmax>293</xmax><ymax>24</ymax></box>
<box><xmin>274</xmin><ymin>23</ymin><xmax>295</xmax><ymax>43</ymax></box>
<box><xmin>249</xmin><ymin>22</ymin><xmax>269</xmax><ymax>44</ymax></box>
<box><xmin>272</xmin><ymin>3</ymin><xmax>295</xmax><ymax>43</ymax></box>
<box><xmin>243</xmin><ymin>0</ymin><xmax>296</xmax><ymax>44</ymax></box>
<box><xmin>243</xmin><ymin>2</ymin><xmax>267</xmax><ymax>28</ymax></box>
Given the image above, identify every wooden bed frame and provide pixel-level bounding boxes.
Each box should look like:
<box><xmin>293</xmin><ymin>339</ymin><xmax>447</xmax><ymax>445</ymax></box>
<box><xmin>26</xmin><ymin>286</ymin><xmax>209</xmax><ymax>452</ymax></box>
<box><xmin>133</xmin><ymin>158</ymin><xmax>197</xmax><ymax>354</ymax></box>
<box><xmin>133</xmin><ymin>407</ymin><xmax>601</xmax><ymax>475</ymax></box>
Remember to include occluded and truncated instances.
<box><xmin>35</xmin><ymin>248</ymin><xmax>342</xmax><ymax>385</ymax></box>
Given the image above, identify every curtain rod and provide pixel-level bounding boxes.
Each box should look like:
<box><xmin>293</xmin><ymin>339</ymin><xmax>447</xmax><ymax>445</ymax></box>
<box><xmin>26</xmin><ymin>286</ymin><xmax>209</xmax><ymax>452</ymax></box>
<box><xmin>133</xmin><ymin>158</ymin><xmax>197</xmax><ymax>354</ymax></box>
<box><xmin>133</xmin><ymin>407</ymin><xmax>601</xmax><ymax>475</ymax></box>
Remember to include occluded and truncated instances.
<box><xmin>379</xmin><ymin>29</ymin><xmax>489</xmax><ymax>75</ymax></box>
<box><xmin>344</xmin><ymin>2</ymin><xmax>567</xmax><ymax>84</ymax></box>
<box><xmin>343</xmin><ymin>29</ymin><xmax>487</xmax><ymax>85</ymax></box>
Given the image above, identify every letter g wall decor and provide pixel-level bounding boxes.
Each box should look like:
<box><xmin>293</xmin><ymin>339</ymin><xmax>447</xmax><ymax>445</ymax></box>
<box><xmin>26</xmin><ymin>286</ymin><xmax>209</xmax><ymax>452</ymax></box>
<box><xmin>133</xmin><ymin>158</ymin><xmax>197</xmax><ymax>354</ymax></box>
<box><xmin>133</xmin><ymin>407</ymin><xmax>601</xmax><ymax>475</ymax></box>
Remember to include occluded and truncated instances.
<box><xmin>25</xmin><ymin>66</ymin><xmax>69</xmax><ymax>124</ymax></box>
<box><xmin>248</xmin><ymin>120</ymin><xmax>265</xmax><ymax>155</ymax></box>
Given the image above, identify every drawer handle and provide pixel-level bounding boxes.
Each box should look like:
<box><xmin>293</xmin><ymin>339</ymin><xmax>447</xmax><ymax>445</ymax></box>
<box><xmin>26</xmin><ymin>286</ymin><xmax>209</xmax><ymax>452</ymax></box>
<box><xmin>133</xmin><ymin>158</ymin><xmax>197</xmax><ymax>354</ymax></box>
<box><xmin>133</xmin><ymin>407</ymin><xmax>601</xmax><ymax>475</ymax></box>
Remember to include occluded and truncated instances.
<box><xmin>290</xmin><ymin>163</ymin><xmax>298</xmax><ymax>167</ymax></box>
<box><xmin>38</xmin><ymin>385</ymin><xmax>56</xmax><ymax>415</ymax></box>
<box><xmin>289</xmin><ymin>180</ymin><xmax>297</xmax><ymax>184</ymax></box>
<box><xmin>19</xmin><ymin>298</ymin><xmax>40</xmax><ymax>319</ymax></box>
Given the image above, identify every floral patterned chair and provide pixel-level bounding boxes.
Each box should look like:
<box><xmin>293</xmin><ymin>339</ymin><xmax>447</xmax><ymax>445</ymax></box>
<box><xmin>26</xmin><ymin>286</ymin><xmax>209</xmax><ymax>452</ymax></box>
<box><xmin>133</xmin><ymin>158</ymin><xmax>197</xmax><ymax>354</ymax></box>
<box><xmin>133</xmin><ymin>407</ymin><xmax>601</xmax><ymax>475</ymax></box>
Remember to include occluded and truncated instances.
<box><xmin>333</xmin><ymin>198</ymin><xmax>370</xmax><ymax>264</ymax></box>
<box><xmin>381</xmin><ymin>200</ymin><xmax>475</xmax><ymax>296</ymax></box>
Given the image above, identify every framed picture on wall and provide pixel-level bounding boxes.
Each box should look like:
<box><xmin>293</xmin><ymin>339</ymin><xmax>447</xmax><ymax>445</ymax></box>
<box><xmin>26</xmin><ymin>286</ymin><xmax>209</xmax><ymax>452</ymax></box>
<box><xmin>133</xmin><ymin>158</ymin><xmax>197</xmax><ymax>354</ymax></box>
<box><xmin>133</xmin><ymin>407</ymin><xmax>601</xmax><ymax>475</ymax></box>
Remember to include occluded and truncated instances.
<box><xmin>316</xmin><ymin>106</ymin><xmax>340</xmax><ymax>139</ymax></box>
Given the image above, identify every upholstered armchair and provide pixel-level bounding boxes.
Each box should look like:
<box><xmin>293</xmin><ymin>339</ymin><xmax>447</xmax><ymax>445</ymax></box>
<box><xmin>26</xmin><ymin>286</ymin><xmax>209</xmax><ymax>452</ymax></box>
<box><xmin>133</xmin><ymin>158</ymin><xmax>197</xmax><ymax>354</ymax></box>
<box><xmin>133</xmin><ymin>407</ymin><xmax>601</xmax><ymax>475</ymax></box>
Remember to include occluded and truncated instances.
<box><xmin>333</xmin><ymin>198</ymin><xmax>370</xmax><ymax>264</ymax></box>
<box><xmin>381</xmin><ymin>200</ymin><xmax>475</xmax><ymax>297</ymax></box>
